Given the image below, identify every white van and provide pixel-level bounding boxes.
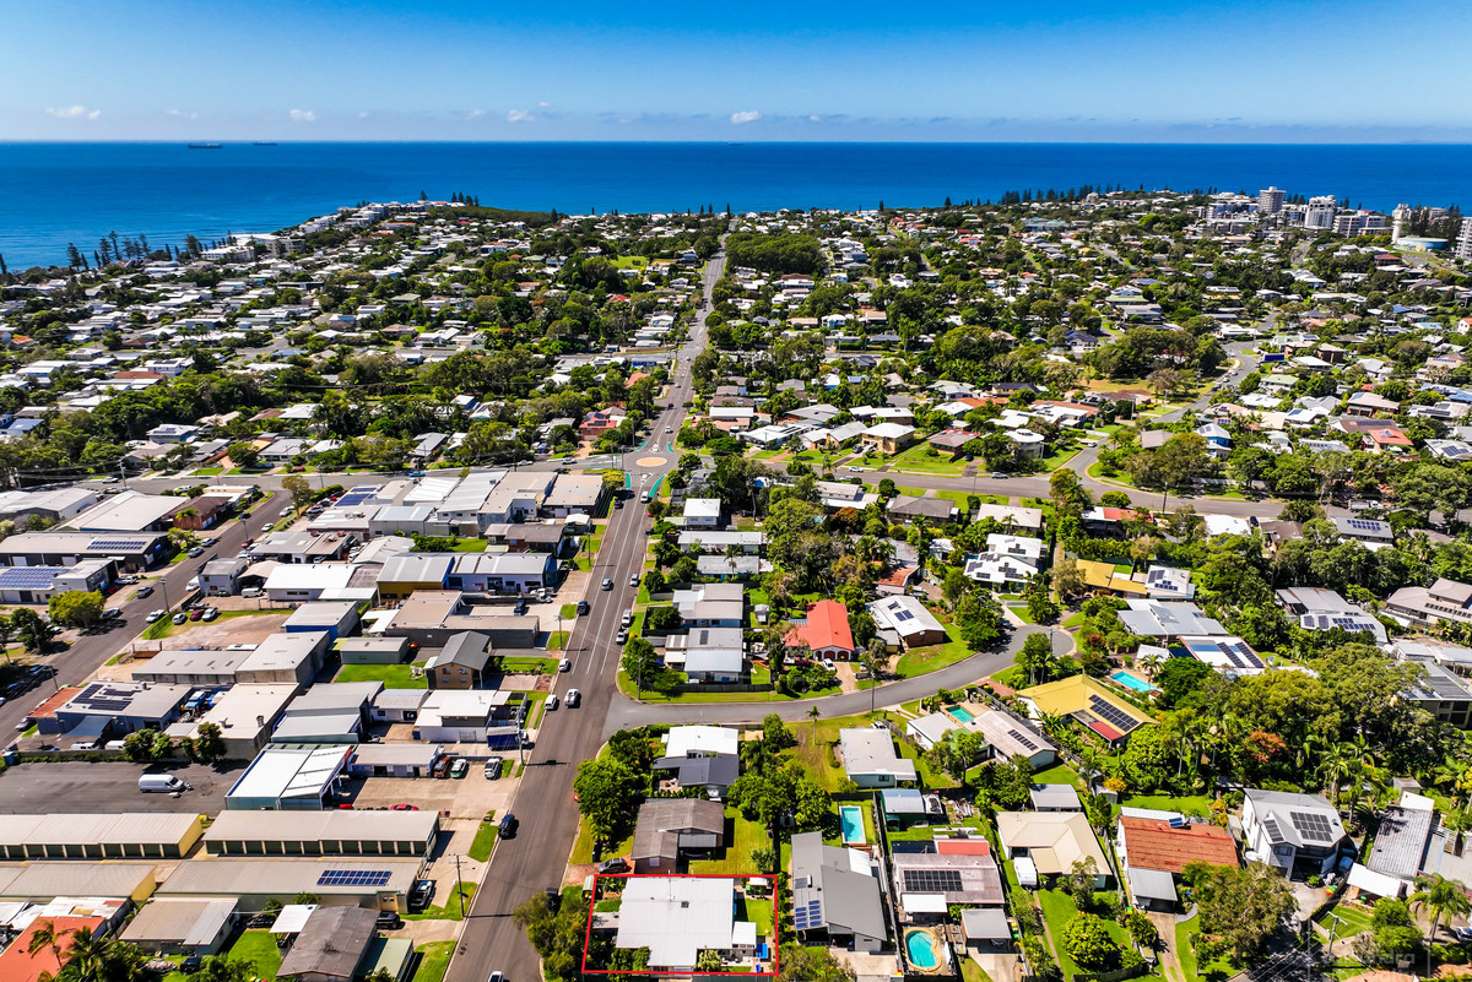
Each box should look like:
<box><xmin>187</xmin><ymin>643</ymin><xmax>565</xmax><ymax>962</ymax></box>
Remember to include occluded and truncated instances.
<box><xmin>138</xmin><ymin>773</ymin><xmax>187</xmax><ymax>794</ymax></box>
<box><xmin>621</xmin><ymin>609</ymin><xmax>634</xmax><ymax>627</ymax></box>
<box><xmin>241</xmin><ymin>587</ymin><xmax>262</xmax><ymax>599</ymax></box>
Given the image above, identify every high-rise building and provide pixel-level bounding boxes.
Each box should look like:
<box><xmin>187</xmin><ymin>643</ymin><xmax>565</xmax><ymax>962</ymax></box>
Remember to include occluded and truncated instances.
<box><xmin>1457</xmin><ymin>218</ymin><xmax>1472</xmax><ymax>262</ymax></box>
<box><xmin>1257</xmin><ymin>186</ymin><xmax>1285</xmax><ymax>215</ymax></box>
<box><xmin>1303</xmin><ymin>195</ymin><xmax>1338</xmax><ymax>230</ymax></box>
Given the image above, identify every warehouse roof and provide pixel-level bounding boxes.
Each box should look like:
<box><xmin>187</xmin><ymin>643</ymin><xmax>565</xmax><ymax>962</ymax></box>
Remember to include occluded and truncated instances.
<box><xmin>157</xmin><ymin>858</ymin><xmax>422</xmax><ymax>898</ymax></box>
<box><xmin>121</xmin><ymin>898</ymin><xmax>237</xmax><ymax>948</ymax></box>
<box><xmin>204</xmin><ymin>810</ymin><xmax>437</xmax><ymax>845</ymax></box>
<box><xmin>0</xmin><ymin>862</ymin><xmax>157</xmax><ymax>900</ymax></box>
<box><xmin>0</xmin><ymin>813</ymin><xmax>201</xmax><ymax>851</ymax></box>
<box><xmin>65</xmin><ymin>490</ymin><xmax>184</xmax><ymax>531</ymax></box>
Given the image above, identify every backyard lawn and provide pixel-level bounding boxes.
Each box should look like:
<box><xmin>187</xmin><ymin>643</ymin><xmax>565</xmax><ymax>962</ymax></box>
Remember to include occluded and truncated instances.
<box><xmin>335</xmin><ymin>661</ymin><xmax>427</xmax><ymax>688</ymax></box>
<box><xmin>1039</xmin><ymin>889</ymin><xmax>1132</xmax><ymax>980</ymax></box>
<box><xmin>1031</xmin><ymin>763</ymin><xmax>1083</xmax><ymax>788</ymax></box>
<box><xmin>689</xmin><ymin>809</ymin><xmax>769</xmax><ymax>874</ymax></box>
<box><xmin>226</xmin><ymin>930</ymin><xmax>281</xmax><ymax>978</ymax></box>
<box><xmin>1120</xmin><ymin>793</ymin><xmax>1215</xmax><ymax>819</ymax></box>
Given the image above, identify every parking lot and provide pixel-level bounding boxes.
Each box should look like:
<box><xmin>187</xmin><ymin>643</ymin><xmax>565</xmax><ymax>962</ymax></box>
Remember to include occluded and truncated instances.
<box><xmin>345</xmin><ymin>766</ymin><xmax>518</xmax><ymax>821</ymax></box>
<box><xmin>0</xmin><ymin>760</ymin><xmax>245</xmax><ymax>814</ymax></box>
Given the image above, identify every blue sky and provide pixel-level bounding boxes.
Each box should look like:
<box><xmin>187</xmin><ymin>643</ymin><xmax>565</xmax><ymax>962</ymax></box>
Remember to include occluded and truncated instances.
<box><xmin>5</xmin><ymin>0</ymin><xmax>1472</xmax><ymax>141</ymax></box>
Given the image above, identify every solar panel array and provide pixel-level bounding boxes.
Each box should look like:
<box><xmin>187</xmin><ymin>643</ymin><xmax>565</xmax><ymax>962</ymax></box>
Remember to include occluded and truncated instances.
<box><xmin>1087</xmin><ymin>694</ymin><xmax>1142</xmax><ymax>733</ymax></box>
<box><xmin>1219</xmin><ymin>639</ymin><xmax>1264</xmax><ymax>670</ymax></box>
<box><xmin>317</xmin><ymin>869</ymin><xmax>393</xmax><ymax>888</ymax></box>
<box><xmin>902</xmin><ymin>869</ymin><xmax>964</xmax><ymax>893</ymax></box>
<box><xmin>893</xmin><ymin>609</ymin><xmax>915</xmax><ymax>623</ymax></box>
<box><xmin>336</xmin><ymin>491</ymin><xmax>374</xmax><ymax>507</ymax></box>
<box><xmin>0</xmin><ymin>567</ymin><xmax>62</xmax><ymax>589</ymax></box>
<box><xmin>1007</xmin><ymin>728</ymin><xmax>1040</xmax><ymax>752</ymax></box>
<box><xmin>88</xmin><ymin>537</ymin><xmax>153</xmax><ymax>552</ymax></box>
<box><xmin>793</xmin><ymin>899</ymin><xmax>824</xmax><ymax>931</ymax></box>
<box><xmin>1261</xmin><ymin>817</ymin><xmax>1285</xmax><ymax>844</ymax></box>
<box><xmin>1345</xmin><ymin>518</ymin><xmax>1387</xmax><ymax>533</ymax></box>
<box><xmin>1289</xmin><ymin>811</ymin><xmax>1334</xmax><ymax>843</ymax></box>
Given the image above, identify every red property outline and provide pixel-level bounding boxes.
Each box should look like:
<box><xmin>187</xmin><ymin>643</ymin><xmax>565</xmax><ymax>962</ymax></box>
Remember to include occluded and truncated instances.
<box><xmin>581</xmin><ymin>872</ymin><xmax>780</xmax><ymax>977</ymax></box>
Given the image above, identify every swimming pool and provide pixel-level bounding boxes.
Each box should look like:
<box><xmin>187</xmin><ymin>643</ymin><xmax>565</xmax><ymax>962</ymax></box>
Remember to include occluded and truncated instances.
<box><xmin>946</xmin><ymin>705</ymin><xmax>975</xmax><ymax>723</ymax></box>
<box><xmin>1110</xmin><ymin>669</ymin><xmax>1155</xmax><ymax>694</ymax></box>
<box><xmin>905</xmin><ymin>929</ymin><xmax>940</xmax><ymax>970</ymax></box>
<box><xmin>839</xmin><ymin>805</ymin><xmax>866</xmax><ymax>845</ymax></box>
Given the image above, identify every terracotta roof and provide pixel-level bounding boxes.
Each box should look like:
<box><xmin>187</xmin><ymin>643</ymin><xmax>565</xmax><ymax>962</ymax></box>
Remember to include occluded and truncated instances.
<box><xmin>1121</xmin><ymin>816</ymin><xmax>1238</xmax><ymax>874</ymax></box>
<box><xmin>937</xmin><ymin>838</ymin><xmax>991</xmax><ymax>857</ymax></box>
<box><xmin>0</xmin><ymin>916</ymin><xmax>105</xmax><ymax>982</ymax></box>
<box><xmin>785</xmin><ymin>599</ymin><xmax>854</xmax><ymax>653</ymax></box>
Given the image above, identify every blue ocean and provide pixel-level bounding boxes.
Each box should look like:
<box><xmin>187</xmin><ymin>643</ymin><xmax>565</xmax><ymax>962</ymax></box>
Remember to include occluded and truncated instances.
<box><xmin>3</xmin><ymin>141</ymin><xmax>1471</xmax><ymax>269</ymax></box>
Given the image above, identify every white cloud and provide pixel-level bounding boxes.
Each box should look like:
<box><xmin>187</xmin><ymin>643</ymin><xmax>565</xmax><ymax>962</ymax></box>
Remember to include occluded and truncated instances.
<box><xmin>506</xmin><ymin>109</ymin><xmax>533</xmax><ymax>123</ymax></box>
<box><xmin>288</xmin><ymin>108</ymin><xmax>317</xmax><ymax>123</ymax></box>
<box><xmin>536</xmin><ymin>100</ymin><xmax>552</xmax><ymax>109</ymax></box>
<box><xmin>729</xmin><ymin>110</ymin><xmax>762</xmax><ymax>125</ymax></box>
<box><xmin>165</xmin><ymin>108</ymin><xmax>198</xmax><ymax>120</ymax></box>
<box><xmin>357</xmin><ymin>111</ymin><xmax>371</xmax><ymax>120</ymax></box>
<box><xmin>46</xmin><ymin>104</ymin><xmax>101</xmax><ymax>120</ymax></box>
<box><xmin>463</xmin><ymin>109</ymin><xmax>487</xmax><ymax>120</ymax></box>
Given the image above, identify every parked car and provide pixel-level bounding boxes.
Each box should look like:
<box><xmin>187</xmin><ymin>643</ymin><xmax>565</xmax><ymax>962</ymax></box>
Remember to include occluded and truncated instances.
<box><xmin>565</xmin><ymin>688</ymin><xmax>581</xmax><ymax>708</ymax></box>
<box><xmin>390</xmin><ymin>802</ymin><xmax>419</xmax><ymax>811</ymax></box>
<box><xmin>187</xmin><ymin>546</ymin><xmax>204</xmax><ymax>558</ymax></box>
<box><xmin>376</xmin><ymin>911</ymin><xmax>402</xmax><ymax>929</ymax></box>
<box><xmin>146</xmin><ymin>609</ymin><xmax>165</xmax><ymax>623</ymax></box>
<box><xmin>596</xmin><ymin>857</ymin><xmax>629</xmax><ymax>874</ymax></box>
<box><xmin>498</xmin><ymin>813</ymin><xmax>518</xmax><ymax>838</ymax></box>
<box><xmin>577</xmin><ymin>600</ymin><xmax>590</xmax><ymax>615</ymax></box>
<box><xmin>559</xmin><ymin>658</ymin><xmax>572</xmax><ymax>672</ymax></box>
<box><xmin>628</xmin><ymin>573</ymin><xmax>640</xmax><ymax>588</ymax></box>
<box><xmin>484</xmin><ymin>757</ymin><xmax>503</xmax><ymax>780</ymax></box>
<box><xmin>189</xmin><ymin>608</ymin><xmax>205</xmax><ymax>621</ymax></box>
<box><xmin>546</xmin><ymin>694</ymin><xmax>559</xmax><ymax>711</ymax></box>
<box><xmin>513</xmin><ymin>598</ymin><xmax>528</xmax><ymax>616</ymax></box>
<box><xmin>449</xmin><ymin>757</ymin><xmax>469</xmax><ymax>779</ymax></box>
<box><xmin>432</xmin><ymin>757</ymin><xmax>451</xmax><ymax>779</ymax></box>
<box><xmin>615</xmin><ymin>629</ymin><xmax>628</xmax><ymax>644</ymax></box>
<box><xmin>410</xmin><ymin>879</ymin><xmax>435</xmax><ymax>911</ymax></box>
<box><xmin>135</xmin><ymin>585</ymin><xmax>153</xmax><ymax>598</ymax></box>
<box><xmin>171</xmin><ymin>612</ymin><xmax>188</xmax><ymax>625</ymax></box>
<box><xmin>201</xmin><ymin>607</ymin><xmax>219</xmax><ymax>621</ymax></box>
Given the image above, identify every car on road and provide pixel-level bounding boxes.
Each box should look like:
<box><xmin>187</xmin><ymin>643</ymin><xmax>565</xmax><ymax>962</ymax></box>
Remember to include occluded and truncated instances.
<box><xmin>601</xmin><ymin>577</ymin><xmax>613</xmax><ymax>591</ymax></box>
<box><xmin>187</xmin><ymin>546</ymin><xmax>204</xmax><ymax>558</ymax></box>
<box><xmin>847</xmin><ymin>465</ymin><xmax>863</xmax><ymax>472</ymax></box>
<box><xmin>498</xmin><ymin>813</ymin><xmax>518</xmax><ymax>838</ymax></box>
<box><xmin>665</xmin><ymin>425</ymin><xmax>673</xmax><ymax>432</ymax></box>
<box><xmin>989</xmin><ymin>472</ymin><xmax>1009</xmax><ymax>479</ymax></box>
<box><xmin>146</xmin><ymin>609</ymin><xmax>165</xmax><ymax>623</ymax></box>
<box><xmin>484</xmin><ymin>756</ymin><xmax>503</xmax><ymax>779</ymax></box>
<box><xmin>171</xmin><ymin>612</ymin><xmax>188</xmax><ymax>625</ymax></box>
<box><xmin>488</xmin><ymin>971</ymin><xmax>506</xmax><ymax>982</ymax></box>
<box><xmin>136</xmin><ymin>585</ymin><xmax>154</xmax><ymax>597</ymax></box>
<box><xmin>639</xmin><ymin>490</ymin><xmax>651</xmax><ymax>503</ymax></box>
<box><xmin>566</xmin><ymin>688</ymin><xmax>581</xmax><ymax>708</ymax></box>
<box><xmin>546</xmin><ymin>694</ymin><xmax>559</xmax><ymax>711</ymax></box>
<box><xmin>596</xmin><ymin>857</ymin><xmax>629</xmax><ymax>874</ymax></box>
<box><xmin>559</xmin><ymin>658</ymin><xmax>572</xmax><ymax>672</ymax></box>
<box><xmin>576</xmin><ymin>599</ymin><xmax>590</xmax><ymax>615</ymax></box>
<box><xmin>449</xmin><ymin>757</ymin><xmax>469</xmax><ymax>779</ymax></box>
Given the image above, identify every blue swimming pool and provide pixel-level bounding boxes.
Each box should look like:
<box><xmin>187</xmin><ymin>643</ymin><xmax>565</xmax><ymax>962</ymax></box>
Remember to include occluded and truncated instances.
<box><xmin>840</xmin><ymin>805</ymin><xmax>866</xmax><ymax>845</ymax></box>
<box><xmin>905</xmin><ymin>929</ymin><xmax>940</xmax><ymax>969</ymax></box>
<box><xmin>1110</xmin><ymin>669</ymin><xmax>1154</xmax><ymax>693</ymax></box>
<box><xmin>946</xmin><ymin>705</ymin><xmax>975</xmax><ymax>723</ymax></box>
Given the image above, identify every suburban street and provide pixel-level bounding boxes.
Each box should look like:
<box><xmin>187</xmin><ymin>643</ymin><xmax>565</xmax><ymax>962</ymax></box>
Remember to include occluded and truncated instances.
<box><xmin>443</xmin><ymin>244</ymin><xmax>725</xmax><ymax>982</ymax></box>
<box><xmin>0</xmin><ymin>490</ymin><xmax>291</xmax><ymax>736</ymax></box>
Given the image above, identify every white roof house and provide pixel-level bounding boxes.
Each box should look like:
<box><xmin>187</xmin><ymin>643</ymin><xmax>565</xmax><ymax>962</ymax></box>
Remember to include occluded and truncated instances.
<box><xmin>663</xmin><ymin>725</ymin><xmax>739</xmax><ymax>759</ymax></box>
<box><xmin>614</xmin><ymin>876</ymin><xmax>736</xmax><ymax>970</ymax></box>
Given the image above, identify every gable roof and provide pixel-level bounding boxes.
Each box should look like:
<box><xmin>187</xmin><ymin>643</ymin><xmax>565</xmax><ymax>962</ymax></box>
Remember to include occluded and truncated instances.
<box><xmin>785</xmin><ymin>599</ymin><xmax>854</xmax><ymax>652</ymax></box>
<box><xmin>632</xmin><ymin>798</ymin><xmax>726</xmax><ymax>864</ymax></box>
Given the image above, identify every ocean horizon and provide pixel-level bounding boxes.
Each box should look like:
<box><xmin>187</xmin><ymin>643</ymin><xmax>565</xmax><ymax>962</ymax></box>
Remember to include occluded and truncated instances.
<box><xmin>3</xmin><ymin>140</ymin><xmax>1471</xmax><ymax>269</ymax></box>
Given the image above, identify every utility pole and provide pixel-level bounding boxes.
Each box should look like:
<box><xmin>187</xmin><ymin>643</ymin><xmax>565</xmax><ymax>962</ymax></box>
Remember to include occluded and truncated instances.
<box><xmin>454</xmin><ymin>853</ymin><xmax>466</xmax><ymax>918</ymax></box>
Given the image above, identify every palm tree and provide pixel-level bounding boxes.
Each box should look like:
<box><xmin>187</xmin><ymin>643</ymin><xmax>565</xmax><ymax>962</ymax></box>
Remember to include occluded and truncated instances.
<box><xmin>28</xmin><ymin>920</ymin><xmax>65</xmax><ymax>968</ymax></box>
<box><xmin>1411</xmin><ymin>874</ymin><xmax>1471</xmax><ymax>976</ymax></box>
<box><xmin>807</xmin><ymin>705</ymin><xmax>821</xmax><ymax>742</ymax></box>
<box><xmin>186</xmin><ymin>955</ymin><xmax>256</xmax><ymax>982</ymax></box>
<box><xmin>1317</xmin><ymin>741</ymin><xmax>1354</xmax><ymax>807</ymax></box>
<box><xmin>59</xmin><ymin>926</ymin><xmax>109</xmax><ymax>980</ymax></box>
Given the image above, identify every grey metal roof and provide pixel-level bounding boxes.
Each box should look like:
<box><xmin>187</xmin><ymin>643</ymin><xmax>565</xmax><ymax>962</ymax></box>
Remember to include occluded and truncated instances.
<box><xmin>1367</xmin><ymin>806</ymin><xmax>1438</xmax><ymax>880</ymax></box>
<box><xmin>276</xmin><ymin>906</ymin><xmax>377</xmax><ymax>980</ymax></box>
<box><xmin>789</xmin><ymin>831</ymin><xmax>887</xmax><ymax>941</ymax></box>
<box><xmin>1128</xmin><ymin>866</ymin><xmax>1178</xmax><ymax>902</ymax></box>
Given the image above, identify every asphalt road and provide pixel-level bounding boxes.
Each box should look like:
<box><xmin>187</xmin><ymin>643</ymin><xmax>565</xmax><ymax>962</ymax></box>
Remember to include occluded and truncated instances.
<box><xmin>443</xmin><ymin>245</ymin><xmax>726</xmax><ymax>982</ymax></box>
<box><xmin>0</xmin><ymin>490</ymin><xmax>291</xmax><ymax>737</ymax></box>
<box><xmin>604</xmin><ymin>622</ymin><xmax>1073</xmax><ymax>730</ymax></box>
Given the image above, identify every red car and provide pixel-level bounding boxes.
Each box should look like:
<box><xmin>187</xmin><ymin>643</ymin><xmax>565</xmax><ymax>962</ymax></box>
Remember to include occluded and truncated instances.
<box><xmin>390</xmin><ymin>802</ymin><xmax>419</xmax><ymax>811</ymax></box>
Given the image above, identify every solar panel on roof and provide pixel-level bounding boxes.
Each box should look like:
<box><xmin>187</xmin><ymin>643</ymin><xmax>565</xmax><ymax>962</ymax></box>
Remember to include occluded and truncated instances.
<box><xmin>1087</xmin><ymin>694</ymin><xmax>1142</xmax><ymax>733</ymax></box>
<box><xmin>317</xmin><ymin>868</ymin><xmax>392</xmax><ymax>888</ymax></box>
<box><xmin>1007</xmin><ymin>728</ymin><xmax>1040</xmax><ymax>752</ymax></box>
<box><xmin>902</xmin><ymin>869</ymin><xmax>964</xmax><ymax>893</ymax></box>
<box><xmin>1289</xmin><ymin>811</ymin><xmax>1334</xmax><ymax>843</ymax></box>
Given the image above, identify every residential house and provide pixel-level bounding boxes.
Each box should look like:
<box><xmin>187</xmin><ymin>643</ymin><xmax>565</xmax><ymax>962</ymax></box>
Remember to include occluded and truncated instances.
<box><xmin>1241</xmin><ymin>789</ymin><xmax>1353</xmax><ymax>878</ymax></box>
<box><xmin>631</xmin><ymin>798</ymin><xmax>726</xmax><ymax>872</ymax></box>
<box><xmin>425</xmin><ymin>631</ymin><xmax>492</xmax><ymax>689</ymax></box>
<box><xmin>784</xmin><ymin>599</ymin><xmax>856</xmax><ymax>660</ymax></box>
<box><xmin>789</xmin><ymin>831</ymin><xmax>888</xmax><ymax>953</ymax></box>
<box><xmin>838</xmin><ymin>727</ymin><xmax>917</xmax><ymax>788</ymax></box>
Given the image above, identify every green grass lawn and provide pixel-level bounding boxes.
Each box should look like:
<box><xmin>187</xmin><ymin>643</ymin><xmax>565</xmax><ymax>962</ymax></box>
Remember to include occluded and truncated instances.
<box><xmin>742</xmin><ymin>896</ymin><xmax>775</xmax><ymax>938</ymax></box>
<box><xmin>468</xmin><ymin>819</ymin><xmax>498</xmax><ymax>862</ymax></box>
<box><xmin>449</xmin><ymin>538</ymin><xmax>488</xmax><ymax>552</ymax></box>
<box><xmin>792</xmin><ymin>715</ymin><xmax>864</xmax><ymax>792</ymax></box>
<box><xmin>404</xmin><ymin>882</ymin><xmax>478</xmax><ymax>921</ymax></box>
<box><xmin>895</xmin><ymin>621</ymin><xmax>973</xmax><ymax>678</ymax></box>
<box><xmin>411</xmin><ymin>940</ymin><xmax>455</xmax><ymax>982</ymax></box>
<box><xmin>961</xmin><ymin>959</ymin><xmax>993</xmax><ymax>982</ymax></box>
<box><xmin>226</xmin><ymin>930</ymin><xmax>281</xmax><ymax>978</ymax></box>
<box><xmin>1061</xmin><ymin>611</ymin><xmax>1087</xmax><ymax>629</ymax></box>
<box><xmin>689</xmin><ymin>809</ymin><xmax>769</xmax><ymax>874</ymax></box>
<box><xmin>1176</xmin><ymin>915</ymin><xmax>1237</xmax><ymax>982</ymax></box>
<box><xmin>559</xmin><ymin>603</ymin><xmax>579</xmax><ymax>620</ymax></box>
<box><xmin>889</xmin><ymin>443</ymin><xmax>969</xmax><ymax>476</ymax></box>
<box><xmin>335</xmin><ymin>661</ymin><xmax>427</xmax><ymax>688</ymax></box>
<box><xmin>570</xmin><ymin>816</ymin><xmax>636</xmax><ymax>866</ymax></box>
<box><xmin>1120</xmin><ymin>793</ymin><xmax>1215</xmax><ymax>819</ymax></box>
<box><xmin>547</xmin><ymin>630</ymin><xmax>569</xmax><ymax>651</ymax></box>
<box><xmin>1039</xmin><ymin>889</ymin><xmax>1133</xmax><ymax>980</ymax></box>
<box><xmin>500</xmin><ymin>655</ymin><xmax>557</xmax><ymax>674</ymax></box>
<box><xmin>1314</xmin><ymin>900</ymin><xmax>1376</xmax><ymax>939</ymax></box>
<box><xmin>1032</xmin><ymin>763</ymin><xmax>1083</xmax><ymax>787</ymax></box>
<box><xmin>1007</xmin><ymin>603</ymin><xmax>1037</xmax><ymax>624</ymax></box>
<box><xmin>1040</xmin><ymin>446</ymin><xmax>1083</xmax><ymax>471</ymax></box>
<box><xmin>612</xmin><ymin>254</ymin><xmax>650</xmax><ymax>269</ymax></box>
